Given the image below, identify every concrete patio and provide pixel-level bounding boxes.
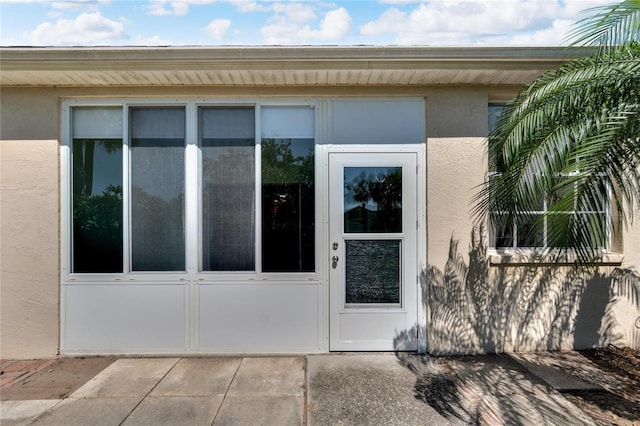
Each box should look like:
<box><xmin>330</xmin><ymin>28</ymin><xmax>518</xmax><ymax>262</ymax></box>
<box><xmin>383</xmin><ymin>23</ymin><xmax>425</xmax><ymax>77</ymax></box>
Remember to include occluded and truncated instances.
<box><xmin>1</xmin><ymin>352</ymin><xmax>635</xmax><ymax>425</ymax></box>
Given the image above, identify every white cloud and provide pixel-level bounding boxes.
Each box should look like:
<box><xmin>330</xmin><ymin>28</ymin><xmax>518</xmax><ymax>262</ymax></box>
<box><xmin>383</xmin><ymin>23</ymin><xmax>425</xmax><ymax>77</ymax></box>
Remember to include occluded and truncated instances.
<box><xmin>148</xmin><ymin>0</ymin><xmax>189</xmax><ymax>16</ymax></box>
<box><xmin>272</xmin><ymin>2</ymin><xmax>316</xmax><ymax>23</ymax></box>
<box><xmin>51</xmin><ymin>0</ymin><xmax>110</xmax><ymax>10</ymax></box>
<box><xmin>359</xmin><ymin>0</ymin><xmax>612</xmax><ymax>45</ymax></box>
<box><xmin>133</xmin><ymin>34</ymin><xmax>173</xmax><ymax>45</ymax></box>
<box><xmin>206</xmin><ymin>18</ymin><xmax>231</xmax><ymax>40</ymax></box>
<box><xmin>261</xmin><ymin>6</ymin><xmax>351</xmax><ymax>44</ymax></box>
<box><xmin>506</xmin><ymin>19</ymin><xmax>575</xmax><ymax>45</ymax></box>
<box><xmin>1</xmin><ymin>0</ymin><xmax>110</xmax><ymax>16</ymax></box>
<box><xmin>25</xmin><ymin>12</ymin><xmax>126</xmax><ymax>45</ymax></box>
<box><xmin>146</xmin><ymin>0</ymin><xmax>270</xmax><ymax>16</ymax></box>
<box><xmin>360</xmin><ymin>7</ymin><xmax>405</xmax><ymax>37</ymax></box>
<box><xmin>378</xmin><ymin>0</ymin><xmax>424</xmax><ymax>4</ymax></box>
<box><xmin>147</xmin><ymin>0</ymin><xmax>223</xmax><ymax>16</ymax></box>
<box><xmin>300</xmin><ymin>7</ymin><xmax>351</xmax><ymax>41</ymax></box>
<box><xmin>228</xmin><ymin>0</ymin><xmax>270</xmax><ymax>13</ymax></box>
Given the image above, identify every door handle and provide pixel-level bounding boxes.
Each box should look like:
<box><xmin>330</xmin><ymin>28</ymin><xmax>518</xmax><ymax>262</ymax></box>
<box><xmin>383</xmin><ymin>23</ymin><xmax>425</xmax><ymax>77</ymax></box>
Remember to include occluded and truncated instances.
<box><xmin>332</xmin><ymin>256</ymin><xmax>339</xmax><ymax>263</ymax></box>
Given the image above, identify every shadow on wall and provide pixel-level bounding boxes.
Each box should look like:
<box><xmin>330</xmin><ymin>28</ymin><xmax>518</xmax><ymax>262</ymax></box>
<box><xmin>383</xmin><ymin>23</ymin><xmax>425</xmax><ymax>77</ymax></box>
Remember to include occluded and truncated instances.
<box><xmin>406</xmin><ymin>227</ymin><xmax>640</xmax><ymax>355</ymax></box>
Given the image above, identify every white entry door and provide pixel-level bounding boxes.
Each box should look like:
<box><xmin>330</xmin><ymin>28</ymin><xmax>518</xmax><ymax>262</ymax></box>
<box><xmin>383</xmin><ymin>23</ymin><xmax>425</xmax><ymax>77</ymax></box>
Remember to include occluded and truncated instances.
<box><xmin>329</xmin><ymin>151</ymin><xmax>419</xmax><ymax>351</ymax></box>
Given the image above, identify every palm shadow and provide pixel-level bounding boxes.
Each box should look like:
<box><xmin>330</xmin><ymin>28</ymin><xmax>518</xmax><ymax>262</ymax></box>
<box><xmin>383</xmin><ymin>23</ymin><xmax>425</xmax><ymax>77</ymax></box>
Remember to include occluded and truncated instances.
<box><xmin>394</xmin><ymin>225</ymin><xmax>640</xmax><ymax>423</ymax></box>
<box><xmin>423</xmin><ymin>226</ymin><xmax>640</xmax><ymax>355</ymax></box>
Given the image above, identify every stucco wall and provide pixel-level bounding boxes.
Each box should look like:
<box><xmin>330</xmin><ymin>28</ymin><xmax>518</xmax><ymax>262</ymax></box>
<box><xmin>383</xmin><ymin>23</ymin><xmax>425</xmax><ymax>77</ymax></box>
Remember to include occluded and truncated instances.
<box><xmin>1</xmin><ymin>139</ymin><xmax>59</xmax><ymax>358</ymax></box>
<box><xmin>424</xmin><ymin>89</ymin><xmax>640</xmax><ymax>355</ymax></box>
<box><xmin>1</xmin><ymin>85</ymin><xmax>638</xmax><ymax>358</ymax></box>
<box><xmin>1</xmin><ymin>89</ymin><xmax>60</xmax><ymax>358</ymax></box>
<box><xmin>620</xmin><ymin>202</ymin><xmax>640</xmax><ymax>348</ymax></box>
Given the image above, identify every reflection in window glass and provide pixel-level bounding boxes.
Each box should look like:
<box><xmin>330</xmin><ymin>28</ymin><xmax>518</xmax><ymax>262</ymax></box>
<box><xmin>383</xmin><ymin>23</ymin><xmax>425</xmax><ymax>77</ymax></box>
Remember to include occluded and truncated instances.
<box><xmin>262</xmin><ymin>138</ymin><xmax>315</xmax><ymax>272</ymax></box>
<box><xmin>344</xmin><ymin>167</ymin><xmax>402</xmax><ymax>233</ymax></box>
<box><xmin>73</xmin><ymin>139</ymin><xmax>123</xmax><ymax>272</ymax></box>
<box><xmin>516</xmin><ymin>214</ymin><xmax>545</xmax><ymax>248</ymax></box>
<box><xmin>72</xmin><ymin>107</ymin><xmax>123</xmax><ymax>273</ymax></box>
<box><xmin>345</xmin><ymin>239</ymin><xmax>401</xmax><ymax>304</ymax></box>
<box><xmin>130</xmin><ymin>107</ymin><xmax>185</xmax><ymax>271</ymax></box>
<box><xmin>200</xmin><ymin>107</ymin><xmax>255</xmax><ymax>271</ymax></box>
<box><xmin>489</xmin><ymin>213</ymin><xmax>513</xmax><ymax>249</ymax></box>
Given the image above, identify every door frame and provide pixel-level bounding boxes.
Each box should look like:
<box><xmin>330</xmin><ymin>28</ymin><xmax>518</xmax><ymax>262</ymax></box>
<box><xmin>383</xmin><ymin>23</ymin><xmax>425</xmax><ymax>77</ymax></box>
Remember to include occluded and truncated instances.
<box><xmin>321</xmin><ymin>144</ymin><xmax>427</xmax><ymax>353</ymax></box>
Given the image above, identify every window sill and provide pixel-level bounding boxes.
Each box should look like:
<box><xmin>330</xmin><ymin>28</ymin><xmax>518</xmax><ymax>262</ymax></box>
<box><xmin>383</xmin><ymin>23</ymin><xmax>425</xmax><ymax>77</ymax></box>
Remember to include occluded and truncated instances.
<box><xmin>488</xmin><ymin>250</ymin><xmax>624</xmax><ymax>266</ymax></box>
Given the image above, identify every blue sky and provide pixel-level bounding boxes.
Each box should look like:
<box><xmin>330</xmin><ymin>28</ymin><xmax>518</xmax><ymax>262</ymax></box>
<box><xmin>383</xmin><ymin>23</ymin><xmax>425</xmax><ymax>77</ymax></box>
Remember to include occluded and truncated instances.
<box><xmin>0</xmin><ymin>0</ymin><xmax>614</xmax><ymax>47</ymax></box>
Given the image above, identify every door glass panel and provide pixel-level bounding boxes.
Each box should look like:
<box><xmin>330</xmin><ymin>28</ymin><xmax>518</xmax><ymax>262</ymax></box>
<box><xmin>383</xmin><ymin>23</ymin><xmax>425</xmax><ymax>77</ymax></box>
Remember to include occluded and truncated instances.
<box><xmin>130</xmin><ymin>107</ymin><xmax>185</xmax><ymax>271</ymax></box>
<box><xmin>200</xmin><ymin>107</ymin><xmax>255</xmax><ymax>271</ymax></box>
<box><xmin>345</xmin><ymin>239</ymin><xmax>401</xmax><ymax>305</ymax></box>
<box><xmin>344</xmin><ymin>167</ymin><xmax>402</xmax><ymax>233</ymax></box>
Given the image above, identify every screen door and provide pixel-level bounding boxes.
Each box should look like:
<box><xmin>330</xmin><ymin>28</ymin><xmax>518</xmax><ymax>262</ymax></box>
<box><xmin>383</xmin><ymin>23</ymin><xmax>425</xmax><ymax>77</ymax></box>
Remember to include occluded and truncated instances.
<box><xmin>329</xmin><ymin>151</ymin><xmax>418</xmax><ymax>351</ymax></box>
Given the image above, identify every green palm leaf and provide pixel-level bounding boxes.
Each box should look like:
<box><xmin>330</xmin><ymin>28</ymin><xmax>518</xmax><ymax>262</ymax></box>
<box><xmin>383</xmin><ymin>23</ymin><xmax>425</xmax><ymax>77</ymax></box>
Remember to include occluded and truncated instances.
<box><xmin>474</xmin><ymin>11</ymin><xmax>640</xmax><ymax>264</ymax></box>
<box><xmin>569</xmin><ymin>0</ymin><xmax>640</xmax><ymax>52</ymax></box>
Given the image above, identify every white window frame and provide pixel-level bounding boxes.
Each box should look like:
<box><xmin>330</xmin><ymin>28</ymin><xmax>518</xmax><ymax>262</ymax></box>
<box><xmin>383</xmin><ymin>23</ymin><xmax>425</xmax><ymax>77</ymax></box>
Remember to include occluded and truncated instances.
<box><xmin>487</xmin><ymin>103</ymin><xmax>613</xmax><ymax>254</ymax></box>
<box><xmin>61</xmin><ymin>98</ymin><xmax>320</xmax><ymax>284</ymax></box>
<box><xmin>489</xmin><ymin>174</ymin><xmax>612</xmax><ymax>252</ymax></box>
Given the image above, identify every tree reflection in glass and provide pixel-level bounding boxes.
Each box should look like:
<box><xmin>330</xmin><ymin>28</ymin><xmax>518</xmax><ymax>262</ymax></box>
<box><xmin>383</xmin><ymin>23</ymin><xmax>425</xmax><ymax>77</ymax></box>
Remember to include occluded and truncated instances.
<box><xmin>72</xmin><ymin>139</ymin><xmax>123</xmax><ymax>273</ymax></box>
<box><xmin>344</xmin><ymin>167</ymin><xmax>402</xmax><ymax>233</ymax></box>
<box><xmin>262</xmin><ymin>138</ymin><xmax>315</xmax><ymax>272</ymax></box>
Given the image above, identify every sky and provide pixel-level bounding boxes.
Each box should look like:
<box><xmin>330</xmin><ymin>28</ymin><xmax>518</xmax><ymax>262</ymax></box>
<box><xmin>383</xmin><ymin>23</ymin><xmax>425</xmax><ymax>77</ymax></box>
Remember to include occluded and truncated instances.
<box><xmin>0</xmin><ymin>0</ymin><xmax>616</xmax><ymax>47</ymax></box>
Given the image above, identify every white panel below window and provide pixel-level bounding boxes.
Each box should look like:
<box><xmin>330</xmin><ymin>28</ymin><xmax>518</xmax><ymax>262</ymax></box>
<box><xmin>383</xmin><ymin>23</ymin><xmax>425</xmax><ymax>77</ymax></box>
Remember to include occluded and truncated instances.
<box><xmin>63</xmin><ymin>284</ymin><xmax>186</xmax><ymax>353</ymax></box>
<box><xmin>336</xmin><ymin>311</ymin><xmax>413</xmax><ymax>351</ymax></box>
<box><xmin>198</xmin><ymin>282</ymin><xmax>321</xmax><ymax>352</ymax></box>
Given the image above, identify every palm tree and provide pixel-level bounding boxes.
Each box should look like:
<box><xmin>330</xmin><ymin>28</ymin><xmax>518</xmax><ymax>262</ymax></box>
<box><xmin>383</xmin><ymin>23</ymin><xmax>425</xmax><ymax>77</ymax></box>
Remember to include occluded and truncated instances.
<box><xmin>474</xmin><ymin>0</ymin><xmax>640</xmax><ymax>263</ymax></box>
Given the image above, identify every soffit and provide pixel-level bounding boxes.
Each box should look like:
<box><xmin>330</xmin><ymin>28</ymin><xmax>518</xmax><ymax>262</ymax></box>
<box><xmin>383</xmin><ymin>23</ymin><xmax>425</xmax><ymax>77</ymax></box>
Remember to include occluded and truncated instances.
<box><xmin>0</xmin><ymin>46</ymin><xmax>583</xmax><ymax>87</ymax></box>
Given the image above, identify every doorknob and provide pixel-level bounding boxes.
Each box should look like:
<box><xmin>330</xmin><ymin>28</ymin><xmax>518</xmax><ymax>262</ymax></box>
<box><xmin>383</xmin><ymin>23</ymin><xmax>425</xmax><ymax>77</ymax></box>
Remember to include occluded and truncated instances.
<box><xmin>332</xmin><ymin>256</ymin><xmax>339</xmax><ymax>263</ymax></box>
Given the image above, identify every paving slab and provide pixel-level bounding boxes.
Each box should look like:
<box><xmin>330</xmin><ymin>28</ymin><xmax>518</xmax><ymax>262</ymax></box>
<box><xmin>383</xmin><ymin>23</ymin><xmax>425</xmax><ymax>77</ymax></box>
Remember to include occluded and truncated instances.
<box><xmin>122</xmin><ymin>396</ymin><xmax>223</xmax><ymax>426</ymax></box>
<box><xmin>509</xmin><ymin>352</ymin><xmax>622</xmax><ymax>391</ymax></box>
<box><xmin>213</xmin><ymin>396</ymin><xmax>303</xmax><ymax>426</ymax></box>
<box><xmin>70</xmin><ymin>358</ymin><xmax>179</xmax><ymax>398</ymax></box>
<box><xmin>0</xmin><ymin>360</ymin><xmax>57</xmax><ymax>390</ymax></box>
<box><xmin>0</xmin><ymin>399</ymin><xmax>61</xmax><ymax>426</ymax></box>
<box><xmin>446</xmin><ymin>355</ymin><xmax>597</xmax><ymax>426</ymax></box>
<box><xmin>1</xmin><ymin>357</ymin><xmax>116</xmax><ymax>400</ymax></box>
<box><xmin>151</xmin><ymin>357</ymin><xmax>240</xmax><ymax>397</ymax></box>
<box><xmin>227</xmin><ymin>357</ymin><xmax>304</xmax><ymax>397</ymax></box>
<box><xmin>307</xmin><ymin>354</ymin><xmax>466</xmax><ymax>426</ymax></box>
<box><xmin>29</xmin><ymin>397</ymin><xmax>140</xmax><ymax>426</ymax></box>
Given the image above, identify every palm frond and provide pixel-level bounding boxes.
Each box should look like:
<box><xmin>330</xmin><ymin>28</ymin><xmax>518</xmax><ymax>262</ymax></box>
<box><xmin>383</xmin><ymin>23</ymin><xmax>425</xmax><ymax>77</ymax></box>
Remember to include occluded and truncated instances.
<box><xmin>473</xmin><ymin>44</ymin><xmax>640</xmax><ymax>263</ymax></box>
<box><xmin>569</xmin><ymin>0</ymin><xmax>640</xmax><ymax>52</ymax></box>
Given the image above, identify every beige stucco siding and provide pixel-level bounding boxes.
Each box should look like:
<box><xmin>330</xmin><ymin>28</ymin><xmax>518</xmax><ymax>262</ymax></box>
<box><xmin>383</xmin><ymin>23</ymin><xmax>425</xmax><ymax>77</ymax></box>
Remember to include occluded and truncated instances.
<box><xmin>423</xmin><ymin>88</ymin><xmax>640</xmax><ymax>355</ymax></box>
<box><xmin>426</xmin><ymin>88</ymin><xmax>489</xmax><ymax>138</ymax></box>
<box><xmin>425</xmin><ymin>88</ymin><xmax>488</xmax><ymax>269</ymax></box>
<box><xmin>1</xmin><ymin>84</ymin><xmax>638</xmax><ymax>358</ymax></box>
<box><xmin>0</xmin><ymin>89</ymin><xmax>59</xmax><ymax>141</ymax></box>
<box><xmin>1</xmin><ymin>139</ymin><xmax>59</xmax><ymax>358</ymax></box>
<box><xmin>1</xmin><ymin>88</ymin><xmax>60</xmax><ymax>358</ymax></box>
<box><xmin>621</xmin><ymin>202</ymin><xmax>640</xmax><ymax>347</ymax></box>
<box><xmin>426</xmin><ymin>136</ymin><xmax>486</xmax><ymax>268</ymax></box>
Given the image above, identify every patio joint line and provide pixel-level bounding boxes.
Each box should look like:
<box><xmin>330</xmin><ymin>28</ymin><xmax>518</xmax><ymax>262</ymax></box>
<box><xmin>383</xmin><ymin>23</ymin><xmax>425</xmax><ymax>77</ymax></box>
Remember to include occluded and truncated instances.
<box><xmin>117</xmin><ymin>358</ymin><xmax>180</xmax><ymax>426</ymax></box>
<box><xmin>210</xmin><ymin>357</ymin><xmax>243</xmax><ymax>426</ymax></box>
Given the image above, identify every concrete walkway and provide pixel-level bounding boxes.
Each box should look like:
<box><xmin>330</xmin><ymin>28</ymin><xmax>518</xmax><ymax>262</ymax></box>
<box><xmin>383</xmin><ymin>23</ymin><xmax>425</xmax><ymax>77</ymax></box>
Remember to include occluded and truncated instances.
<box><xmin>0</xmin><ymin>352</ymin><xmax>627</xmax><ymax>425</ymax></box>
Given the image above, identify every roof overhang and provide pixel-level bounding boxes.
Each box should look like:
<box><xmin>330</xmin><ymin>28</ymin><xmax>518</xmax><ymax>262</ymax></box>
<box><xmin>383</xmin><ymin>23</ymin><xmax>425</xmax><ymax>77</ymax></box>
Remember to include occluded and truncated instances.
<box><xmin>0</xmin><ymin>46</ymin><xmax>587</xmax><ymax>87</ymax></box>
